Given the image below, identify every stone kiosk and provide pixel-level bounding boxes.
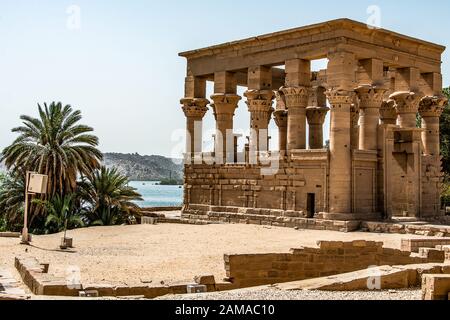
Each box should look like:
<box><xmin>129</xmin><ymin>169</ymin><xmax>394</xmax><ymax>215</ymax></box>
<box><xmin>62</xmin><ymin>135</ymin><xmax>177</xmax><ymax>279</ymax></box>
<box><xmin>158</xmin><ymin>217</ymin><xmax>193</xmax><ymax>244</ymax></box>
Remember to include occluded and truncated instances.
<box><xmin>179</xmin><ymin>19</ymin><xmax>448</xmax><ymax>225</ymax></box>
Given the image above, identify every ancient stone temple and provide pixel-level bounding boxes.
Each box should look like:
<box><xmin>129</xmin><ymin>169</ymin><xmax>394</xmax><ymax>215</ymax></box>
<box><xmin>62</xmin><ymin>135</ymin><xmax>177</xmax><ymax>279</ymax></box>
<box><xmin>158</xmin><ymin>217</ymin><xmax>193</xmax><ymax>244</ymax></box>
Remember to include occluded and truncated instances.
<box><xmin>179</xmin><ymin>19</ymin><xmax>448</xmax><ymax>224</ymax></box>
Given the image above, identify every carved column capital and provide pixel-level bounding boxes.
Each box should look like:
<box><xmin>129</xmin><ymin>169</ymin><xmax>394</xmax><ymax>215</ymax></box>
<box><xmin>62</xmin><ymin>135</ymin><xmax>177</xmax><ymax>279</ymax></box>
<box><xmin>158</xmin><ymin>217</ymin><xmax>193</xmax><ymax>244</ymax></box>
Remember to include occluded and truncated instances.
<box><xmin>419</xmin><ymin>96</ymin><xmax>448</xmax><ymax>118</ymax></box>
<box><xmin>350</xmin><ymin>97</ymin><xmax>360</xmax><ymax>118</ymax></box>
<box><xmin>275</xmin><ymin>90</ymin><xmax>287</xmax><ymax>111</ymax></box>
<box><xmin>180</xmin><ymin>98</ymin><xmax>209</xmax><ymax>119</ymax></box>
<box><xmin>280</xmin><ymin>86</ymin><xmax>309</xmax><ymax>109</ymax></box>
<box><xmin>389</xmin><ymin>91</ymin><xmax>423</xmax><ymax>115</ymax></box>
<box><xmin>306</xmin><ymin>106</ymin><xmax>329</xmax><ymax>125</ymax></box>
<box><xmin>244</xmin><ymin>89</ymin><xmax>275</xmax><ymax>127</ymax></box>
<box><xmin>210</xmin><ymin>94</ymin><xmax>241</xmax><ymax>119</ymax></box>
<box><xmin>325</xmin><ymin>89</ymin><xmax>355</xmax><ymax>108</ymax></box>
<box><xmin>244</xmin><ymin>90</ymin><xmax>275</xmax><ymax>112</ymax></box>
<box><xmin>380</xmin><ymin>100</ymin><xmax>397</xmax><ymax>122</ymax></box>
<box><xmin>354</xmin><ymin>85</ymin><xmax>387</xmax><ymax>109</ymax></box>
<box><xmin>273</xmin><ymin>110</ymin><xmax>288</xmax><ymax>128</ymax></box>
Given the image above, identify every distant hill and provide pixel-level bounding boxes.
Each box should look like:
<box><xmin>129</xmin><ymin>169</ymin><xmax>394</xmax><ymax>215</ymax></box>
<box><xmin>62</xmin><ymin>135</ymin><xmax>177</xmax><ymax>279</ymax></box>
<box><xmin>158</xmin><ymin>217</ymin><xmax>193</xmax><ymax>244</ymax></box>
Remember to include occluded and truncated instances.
<box><xmin>103</xmin><ymin>153</ymin><xmax>183</xmax><ymax>182</ymax></box>
<box><xmin>0</xmin><ymin>153</ymin><xmax>183</xmax><ymax>182</ymax></box>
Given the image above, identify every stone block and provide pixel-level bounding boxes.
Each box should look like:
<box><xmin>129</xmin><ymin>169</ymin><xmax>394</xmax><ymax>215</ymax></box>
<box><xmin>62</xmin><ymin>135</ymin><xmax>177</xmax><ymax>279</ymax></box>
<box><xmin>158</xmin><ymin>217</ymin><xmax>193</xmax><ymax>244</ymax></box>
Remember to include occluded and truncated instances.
<box><xmin>422</xmin><ymin>275</ymin><xmax>450</xmax><ymax>300</ymax></box>
<box><xmin>194</xmin><ymin>275</ymin><xmax>216</xmax><ymax>285</ymax></box>
<box><xmin>83</xmin><ymin>284</ymin><xmax>115</xmax><ymax>297</ymax></box>
<box><xmin>41</xmin><ymin>281</ymin><xmax>81</xmax><ymax>296</ymax></box>
<box><xmin>418</xmin><ymin>248</ymin><xmax>445</xmax><ymax>262</ymax></box>
<box><xmin>317</xmin><ymin>241</ymin><xmax>344</xmax><ymax>249</ymax></box>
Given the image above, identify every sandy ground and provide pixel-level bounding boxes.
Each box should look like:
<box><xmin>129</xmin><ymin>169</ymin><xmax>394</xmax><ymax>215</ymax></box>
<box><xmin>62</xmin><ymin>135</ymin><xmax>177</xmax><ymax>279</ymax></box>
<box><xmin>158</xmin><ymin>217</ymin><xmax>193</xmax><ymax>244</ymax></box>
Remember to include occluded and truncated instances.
<box><xmin>156</xmin><ymin>288</ymin><xmax>422</xmax><ymax>301</ymax></box>
<box><xmin>0</xmin><ymin>224</ymin><xmax>431</xmax><ymax>287</ymax></box>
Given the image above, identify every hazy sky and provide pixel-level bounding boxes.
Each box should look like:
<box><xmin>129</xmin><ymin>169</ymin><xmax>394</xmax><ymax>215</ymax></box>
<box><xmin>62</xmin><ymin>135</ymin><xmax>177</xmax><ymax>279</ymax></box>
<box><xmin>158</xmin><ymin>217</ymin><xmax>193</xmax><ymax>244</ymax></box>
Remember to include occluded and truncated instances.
<box><xmin>1</xmin><ymin>0</ymin><xmax>449</xmax><ymax>157</ymax></box>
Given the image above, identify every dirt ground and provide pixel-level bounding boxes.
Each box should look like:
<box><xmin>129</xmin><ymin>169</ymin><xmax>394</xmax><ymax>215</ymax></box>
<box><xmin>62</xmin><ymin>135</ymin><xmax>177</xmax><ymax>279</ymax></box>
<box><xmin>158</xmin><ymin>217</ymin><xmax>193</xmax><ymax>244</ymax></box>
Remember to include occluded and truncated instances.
<box><xmin>0</xmin><ymin>224</ymin><xmax>430</xmax><ymax>287</ymax></box>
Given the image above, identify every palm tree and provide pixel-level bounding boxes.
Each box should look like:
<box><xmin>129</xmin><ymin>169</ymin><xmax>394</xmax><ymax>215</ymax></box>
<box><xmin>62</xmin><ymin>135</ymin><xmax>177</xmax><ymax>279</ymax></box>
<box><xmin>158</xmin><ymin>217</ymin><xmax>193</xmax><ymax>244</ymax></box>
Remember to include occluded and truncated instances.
<box><xmin>0</xmin><ymin>172</ymin><xmax>25</xmax><ymax>232</ymax></box>
<box><xmin>34</xmin><ymin>194</ymin><xmax>84</xmax><ymax>234</ymax></box>
<box><xmin>1</xmin><ymin>102</ymin><xmax>102</xmax><ymax>198</ymax></box>
<box><xmin>441</xmin><ymin>87</ymin><xmax>450</xmax><ymax>175</ymax></box>
<box><xmin>78</xmin><ymin>166</ymin><xmax>143</xmax><ymax>226</ymax></box>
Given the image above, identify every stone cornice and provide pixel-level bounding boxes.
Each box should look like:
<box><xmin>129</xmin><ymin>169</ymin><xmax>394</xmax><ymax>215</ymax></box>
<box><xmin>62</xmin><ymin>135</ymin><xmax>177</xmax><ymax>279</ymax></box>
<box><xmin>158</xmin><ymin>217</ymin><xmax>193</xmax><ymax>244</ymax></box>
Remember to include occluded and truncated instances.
<box><xmin>179</xmin><ymin>19</ymin><xmax>445</xmax><ymax>60</ymax></box>
<box><xmin>389</xmin><ymin>91</ymin><xmax>423</xmax><ymax>114</ymax></box>
<box><xmin>419</xmin><ymin>96</ymin><xmax>448</xmax><ymax>117</ymax></box>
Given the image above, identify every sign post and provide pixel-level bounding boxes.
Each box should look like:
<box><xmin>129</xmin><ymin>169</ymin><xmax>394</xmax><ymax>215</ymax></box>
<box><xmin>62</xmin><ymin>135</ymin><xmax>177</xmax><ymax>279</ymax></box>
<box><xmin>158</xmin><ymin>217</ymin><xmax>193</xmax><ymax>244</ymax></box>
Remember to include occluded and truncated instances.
<box><xmin>21</xmin><ymin>172</ymin><xmax>48</xmax><ymax>245</ymax></box>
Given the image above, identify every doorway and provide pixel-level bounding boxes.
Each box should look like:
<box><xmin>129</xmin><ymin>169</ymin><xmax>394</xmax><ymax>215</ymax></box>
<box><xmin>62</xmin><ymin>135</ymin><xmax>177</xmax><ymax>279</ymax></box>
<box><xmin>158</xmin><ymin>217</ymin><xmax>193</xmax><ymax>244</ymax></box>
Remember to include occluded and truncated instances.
<box><xmin>307</xmin><ymin>193</ymin><xmax>316</xmax><ymax>218</ymax></box>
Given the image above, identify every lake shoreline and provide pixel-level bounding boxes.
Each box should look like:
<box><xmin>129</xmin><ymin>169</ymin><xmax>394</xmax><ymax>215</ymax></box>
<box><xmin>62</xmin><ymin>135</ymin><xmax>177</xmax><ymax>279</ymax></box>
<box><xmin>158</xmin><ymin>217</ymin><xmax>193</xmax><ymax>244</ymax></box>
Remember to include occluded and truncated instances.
<box><xmin>130</xmin><ymin>181</ymin><xmax>183</xmax><ymax>208</ymax></box>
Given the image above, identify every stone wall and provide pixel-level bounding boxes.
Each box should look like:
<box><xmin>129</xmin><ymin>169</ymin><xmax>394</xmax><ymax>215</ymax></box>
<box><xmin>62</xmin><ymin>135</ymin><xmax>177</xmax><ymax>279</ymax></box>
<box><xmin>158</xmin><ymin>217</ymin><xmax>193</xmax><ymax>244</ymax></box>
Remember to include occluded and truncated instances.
<box><xmin>421</xmin><ymin>155</ymin><xmax>443</xmax><ymax>217</ymax></box>
<box><xmin>224</xmin><ymin>240</ymin><xmax>445</xmax><ymax>288</ymax></box>
<box><xmin>184</xmin><ymin>204</ymin><xmax>360</xmax><ymax>232</ymax></box>
<box><xmin>361</xmin><ymin>221</ymin><xmax>450</xmax><ymax>237</ymax></box>
<box><xmin>422</xmin><ymin>274</ymin><xmax>450</xmax><ymax>300</ymax></box>
<box><xmin>184</xmin><ymin>152</ymin><xmax>328</xmax><ymax>216</ymax></box>
<box><xmin>14</xmin><ymin>256</ymin><xmax>221</xmax><ymax>298</ymax></box>
<box><xmin>0</xmin><ymin>232</ymin><xmax>20</xmax><ymax>238</ymax></box>
<box><xmin>401</xmin><ymin>238</ymin><xmax>450</xmax><ymax>253</ymax></box>
<box><xmin>352</xmin><ymin>150</ymin><xmax>378</xmax><ymax>214</ymax></box>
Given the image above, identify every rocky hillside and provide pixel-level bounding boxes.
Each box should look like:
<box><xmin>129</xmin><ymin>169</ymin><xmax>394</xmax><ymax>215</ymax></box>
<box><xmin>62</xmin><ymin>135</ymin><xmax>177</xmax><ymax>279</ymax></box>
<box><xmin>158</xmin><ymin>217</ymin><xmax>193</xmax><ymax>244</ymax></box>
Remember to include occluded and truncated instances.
<box><xmin>103</xmin><ymin>153</ymin><xmax>183</xmax><ymax>182</ymax></box>
<box><xmin>0</xmin><ymin>153</ymin><xmax>183</xmax><ymax>182</ymax></box>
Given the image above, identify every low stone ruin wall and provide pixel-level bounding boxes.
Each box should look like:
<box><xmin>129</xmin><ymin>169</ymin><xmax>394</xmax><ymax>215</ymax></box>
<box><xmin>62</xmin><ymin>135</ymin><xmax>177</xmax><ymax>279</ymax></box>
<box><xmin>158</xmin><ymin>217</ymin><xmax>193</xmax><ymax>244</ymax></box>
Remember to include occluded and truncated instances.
<box><xmin>401</xmin><ymin>238</ymin><xmax>450</xmax><ymax>253</ymax></box>
<box><xmin>184</xmin><ymin>205</ymin><xmax>361</xmax><ymax>232</ymax></box>
<box><xmin>361</xmin><ymin>221</ymin><xmax>450</xmax><ymax>237</ymax></box>
<box><xmin>224</xmin><ymin>240</ymin><xmax>446</xmax><ymax>288</ymax></box>
<box><xmin>0</xmin><ymin>232</ymin><xmax>21</xmax><ymax>238</ymax></box>
<box><xmin>15</xmin><ymin>256</ymin><xmax>226</xmax><ymax>298</ymax></box>
<box><xmin>14</xmin><ymin>240</ymin><xmax>448</xmax><ymax>298</ymax></box>
<box><xmin>276</xmin><ymin>263</ymin><xmax>450</xmax><ymax>292</ymax></box>
<box><xmin>422</xmin><ymin>274</ymin><xmax>450</xmax><ymax>300</ymax></box>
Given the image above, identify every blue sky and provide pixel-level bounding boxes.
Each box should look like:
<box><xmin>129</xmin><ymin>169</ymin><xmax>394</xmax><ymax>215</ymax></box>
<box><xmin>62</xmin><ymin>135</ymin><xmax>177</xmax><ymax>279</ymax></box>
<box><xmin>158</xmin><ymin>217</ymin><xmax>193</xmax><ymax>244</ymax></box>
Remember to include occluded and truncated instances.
<box><xmin>0</xmin><ymin>0</ymin><xmax>449</xmax><ymax>157</ymax></box>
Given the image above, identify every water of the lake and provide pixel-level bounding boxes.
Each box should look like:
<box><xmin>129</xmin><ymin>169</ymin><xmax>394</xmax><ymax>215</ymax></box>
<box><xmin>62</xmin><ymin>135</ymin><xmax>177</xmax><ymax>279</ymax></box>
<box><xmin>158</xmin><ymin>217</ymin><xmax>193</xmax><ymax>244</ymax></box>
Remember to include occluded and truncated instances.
<box><xmin>129</xmin><ymin>181</ymin><xmax>183</xmax><ymax>208</ymax></box>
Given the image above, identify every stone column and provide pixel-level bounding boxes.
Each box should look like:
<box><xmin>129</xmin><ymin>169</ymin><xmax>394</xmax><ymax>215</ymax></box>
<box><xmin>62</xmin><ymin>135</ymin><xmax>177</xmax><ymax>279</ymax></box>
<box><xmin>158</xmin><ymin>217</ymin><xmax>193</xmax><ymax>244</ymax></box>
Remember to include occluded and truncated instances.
<box><xmin>389</xmin><ymin>91</ymin><xmax>422</xmax><ymax>128</ymax></box>
<box><xmin>419</xmin><ymin>95</ymin><xmax>447</xmax><ymax>218</ymax></box>
<box><xmin>274</xmin><ymin>90</ymin><xmax>288</xmax><ymax>153</ymax></box>
<box><xmin>350</xmin><ymin>101</ymin><xmax>360</xmax><ymax>150</ymax></box>
<box><xmin>210</xmin><ymin>94</ymin><xmax>241</xmax><ymax>163</ymax></box>
<box><xmin>419</xmin><ymin>96</ymin><xmax>448</xmax><ymax>156</ymax></box>
<box><xmin>274</xmin><ymin>110</ymin><xmax>288</xmax><ymax>152</ymax></box>
<box><xmin>355</xmin><ymin>85</ymin><xmax>387</xmax><ymax>150</ymax></box>
<box><xmin>281</xmin><ymin>86</ymin><xmax>309</xmax><ymax>150</ymax></box>
<box><xmin>244</xmin><ymin>90</ymin><xmax>275</xmax><ymax>152</ymax></box>
<box><xmin>326</xmin><ymin>90</ymin><xmax>355</xmax><ymax>214</ymax></box>
<box><xmin>380</xmin><ymin>100</ymin><xmax>397</xmax><ymax>125</ymax></box>
<box><xmin>181</xmin><ymin>98</ymin><xmax>209</xmax><ymax>162</ymax></box>
<box><xmin>306</xmin><ymin>107</ymin><xmax>329</xmax><ymax>149</ymax></box>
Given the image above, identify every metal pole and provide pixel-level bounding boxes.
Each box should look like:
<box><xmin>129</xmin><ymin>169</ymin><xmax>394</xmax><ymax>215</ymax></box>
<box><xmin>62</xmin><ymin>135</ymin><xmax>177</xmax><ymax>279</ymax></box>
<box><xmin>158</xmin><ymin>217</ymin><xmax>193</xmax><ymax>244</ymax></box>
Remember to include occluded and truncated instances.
<box><xmin>21</xmin><ymin>171</ymin><xmax>31</xmax><ymax>245</ymax></box>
